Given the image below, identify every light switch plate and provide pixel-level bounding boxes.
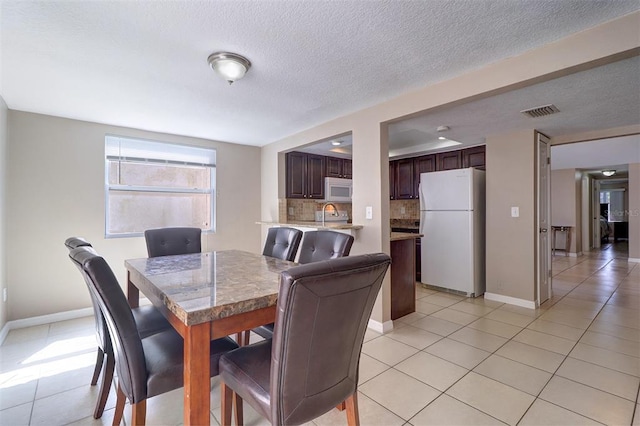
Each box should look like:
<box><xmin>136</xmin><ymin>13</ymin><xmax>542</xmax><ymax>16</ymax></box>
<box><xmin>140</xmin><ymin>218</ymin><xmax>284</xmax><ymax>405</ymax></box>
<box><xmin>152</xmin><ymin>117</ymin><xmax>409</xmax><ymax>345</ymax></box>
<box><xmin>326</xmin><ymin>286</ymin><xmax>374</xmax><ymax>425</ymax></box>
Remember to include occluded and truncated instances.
<box><xmin>511</xmin><ymin>206</ymin><xmax>519</xmax><ymax>218</ymax></box>
<box><xmin>366</xmin><ymin>206</ymin><xmax>373</xmax><ymax>220</ymax></box>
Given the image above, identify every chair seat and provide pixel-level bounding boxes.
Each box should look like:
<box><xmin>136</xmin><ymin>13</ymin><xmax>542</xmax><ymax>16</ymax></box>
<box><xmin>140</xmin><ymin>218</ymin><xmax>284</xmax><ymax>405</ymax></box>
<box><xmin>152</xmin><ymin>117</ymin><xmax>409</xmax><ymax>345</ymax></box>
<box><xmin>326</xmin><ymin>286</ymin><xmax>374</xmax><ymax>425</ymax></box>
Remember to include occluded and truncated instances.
<box><xmin>132</xmin><ymin>305</ymin><xmax>171</xmax><ymax>338</ymax></box>
<box><xmin>219</xmin><ymin>340</ymin><xmax>273</xmax><ymax>420</ymax></box>
<box><xmin>144</xmin><ymin>330</ymin><xmax>239</xmax><ymax>399</ymax></box>
<box><xmin>252</xmin><ymin>323</ymin><xmax>274</xmax><ymax>340</ymax></box>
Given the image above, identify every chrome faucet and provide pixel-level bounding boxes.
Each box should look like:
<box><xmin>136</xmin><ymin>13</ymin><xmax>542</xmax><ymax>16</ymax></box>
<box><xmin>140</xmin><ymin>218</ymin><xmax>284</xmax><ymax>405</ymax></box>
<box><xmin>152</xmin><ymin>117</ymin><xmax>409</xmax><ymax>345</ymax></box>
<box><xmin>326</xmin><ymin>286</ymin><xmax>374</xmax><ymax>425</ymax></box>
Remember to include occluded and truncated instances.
<box><xmin>321</xmin><ymin>202</ymin><xmax>339</xmax><ymax>227</ymax></box>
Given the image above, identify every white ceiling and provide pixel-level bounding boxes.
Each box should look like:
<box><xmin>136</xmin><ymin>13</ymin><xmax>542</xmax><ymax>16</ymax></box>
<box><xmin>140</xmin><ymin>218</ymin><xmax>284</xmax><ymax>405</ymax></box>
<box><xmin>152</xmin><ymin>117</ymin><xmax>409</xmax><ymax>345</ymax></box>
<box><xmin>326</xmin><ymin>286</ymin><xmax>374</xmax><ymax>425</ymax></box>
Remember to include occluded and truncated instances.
<box><xmin>2</xmin><ymin>1</ymin><xmax>639</xmax><ymax>149</ymax></box>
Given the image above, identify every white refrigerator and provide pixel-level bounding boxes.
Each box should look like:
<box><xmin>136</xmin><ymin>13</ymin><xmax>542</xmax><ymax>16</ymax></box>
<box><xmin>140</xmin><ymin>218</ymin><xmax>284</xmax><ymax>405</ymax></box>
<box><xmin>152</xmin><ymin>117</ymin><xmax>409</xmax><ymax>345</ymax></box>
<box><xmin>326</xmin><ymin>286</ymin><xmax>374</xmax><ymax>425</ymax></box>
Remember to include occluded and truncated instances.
<box><xmin>419</xmin><ymin>168</ymin><xmax>486</xmax><ymax>296</ymax></box>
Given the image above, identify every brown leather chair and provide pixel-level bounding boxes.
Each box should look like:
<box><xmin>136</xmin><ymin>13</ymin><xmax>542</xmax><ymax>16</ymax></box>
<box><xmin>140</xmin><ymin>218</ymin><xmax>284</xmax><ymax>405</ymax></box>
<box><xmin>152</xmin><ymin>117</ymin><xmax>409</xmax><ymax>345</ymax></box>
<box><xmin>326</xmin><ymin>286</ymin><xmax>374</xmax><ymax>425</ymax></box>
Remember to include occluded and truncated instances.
<box><xmin>69</xmin><ymin>246</ymin><xmax>238</xmax><ymax>426</ymax></box>
<box><xmin>219</xmin><ymin>253</ymin><xmax>391</xmax><ymax>426</ymax></box>
<box><xmin>64</xmin><ymin>237</ymin><xmax>170</xmax><ymax>419</ymax></box>
<box><xmin>262</xmin><ymin>227</ymin><xmax>303</xmax><ymax>262</ymax></box>
<box><xmin>252</xmin><ymin>230</ymin><xmax>354</xmax><ymax>340</ymax></box>
<box><xmin>297</xmin><ymin>230</ymin><xmax>354</xmax><ymax>264</ymax></box>
<box><xmin>144</xmin><ymin>227</ymin><xmax>202</xmax><ymax>258</ymax></box>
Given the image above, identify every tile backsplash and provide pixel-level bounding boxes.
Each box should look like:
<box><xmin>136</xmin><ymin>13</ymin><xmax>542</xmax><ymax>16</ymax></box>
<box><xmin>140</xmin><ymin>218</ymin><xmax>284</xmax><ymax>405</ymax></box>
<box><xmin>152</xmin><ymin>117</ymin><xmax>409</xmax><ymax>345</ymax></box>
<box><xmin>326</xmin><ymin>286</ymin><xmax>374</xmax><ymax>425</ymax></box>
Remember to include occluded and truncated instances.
<box><xmin>390</xmin><ymin>199</ymin><xmax>420</xmax><ymax>220</ymax></box>
<box><xmin>281</xmin><ymin>199</ymin><xmax>418</xmax><ymax>223</ymax></box>
<box><xmin>284</xmin><ymin>199</ymin><xmax>353</xmax><ymax>222</ymax></box>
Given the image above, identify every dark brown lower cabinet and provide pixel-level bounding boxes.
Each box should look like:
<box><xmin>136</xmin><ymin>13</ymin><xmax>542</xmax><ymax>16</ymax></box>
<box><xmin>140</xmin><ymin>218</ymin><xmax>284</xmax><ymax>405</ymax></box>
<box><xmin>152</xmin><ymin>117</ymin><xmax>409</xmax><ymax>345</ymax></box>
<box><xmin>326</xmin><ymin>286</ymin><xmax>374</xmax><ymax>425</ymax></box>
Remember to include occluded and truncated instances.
<box><xmin>391</xmin><ymin>238</ymin><xmax>416</xmax><ymax>320</ymax></box>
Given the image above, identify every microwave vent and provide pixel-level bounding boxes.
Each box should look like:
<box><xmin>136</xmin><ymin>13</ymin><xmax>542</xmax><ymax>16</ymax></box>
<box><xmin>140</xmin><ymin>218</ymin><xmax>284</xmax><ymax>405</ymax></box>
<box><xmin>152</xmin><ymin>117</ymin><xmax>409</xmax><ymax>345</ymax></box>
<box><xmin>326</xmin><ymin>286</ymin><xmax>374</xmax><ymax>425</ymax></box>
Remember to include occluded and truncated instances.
<box><xmin>520</xmin><ymin>104</ymin><xmax>560</xmax><ymax>118</ymax></box>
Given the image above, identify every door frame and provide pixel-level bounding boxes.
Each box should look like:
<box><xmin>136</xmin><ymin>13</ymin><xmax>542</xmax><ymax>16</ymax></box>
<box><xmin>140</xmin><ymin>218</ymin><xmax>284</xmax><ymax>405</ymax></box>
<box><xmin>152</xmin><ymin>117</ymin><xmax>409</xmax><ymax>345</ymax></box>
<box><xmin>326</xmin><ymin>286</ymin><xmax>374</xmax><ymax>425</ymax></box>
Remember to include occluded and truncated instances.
<box><xmin>536</xmin><ymin>132</ymin><xmax>552</xmax><ymax>306</ymax></box>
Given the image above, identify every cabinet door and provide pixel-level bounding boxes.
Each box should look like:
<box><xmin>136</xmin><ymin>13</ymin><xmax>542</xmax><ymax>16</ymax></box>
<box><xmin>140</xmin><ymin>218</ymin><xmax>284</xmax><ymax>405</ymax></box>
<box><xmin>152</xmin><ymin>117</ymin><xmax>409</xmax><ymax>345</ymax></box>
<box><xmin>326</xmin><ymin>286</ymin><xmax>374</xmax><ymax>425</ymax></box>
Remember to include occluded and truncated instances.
<box><xmin>389</xmin><ymin>161</ymin><xmax>396</xmax><ymax>200</ymax></box>
<box><xmin>286</xmin><ymin>152</ymin><xmax>307</xmax><ymax>198</ymax></box>
<box><xmin>396</xmin><ymin>158</ymin><xmax>415</xmax><ymax>199</ymax></box>
<box><xmin>414</xmin><ymin>155</ymin><xmax>435</xmax><ymax>198</ymax></box>
<box><xmin>342</xmin><ymin>159</ymin><xmax>352</xmax><ymax>179</ymax></box>
<box><xmin>462</xmin><ymin>145</ymin><xmax>486</xmax><ymax>169</ymax></box>
<box><xmin>326</xmin><ymin>156</ymin><xmax>343</xmax><ymax>178</ymax></box>
<box><xmin>306</xmin><ymin>154</ymin><xmax>326</xmax><ymax>199</ymax></box>
<box><xmin>436</xmin><ymin>151</ymin><xmax>462</xmax><ymax>171</ymax></box>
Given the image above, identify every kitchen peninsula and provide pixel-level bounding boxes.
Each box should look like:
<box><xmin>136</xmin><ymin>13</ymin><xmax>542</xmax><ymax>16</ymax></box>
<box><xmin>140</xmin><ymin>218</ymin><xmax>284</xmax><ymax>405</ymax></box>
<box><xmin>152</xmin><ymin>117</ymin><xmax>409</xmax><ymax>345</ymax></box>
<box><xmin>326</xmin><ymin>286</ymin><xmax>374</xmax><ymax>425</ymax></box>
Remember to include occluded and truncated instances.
<box><xmin>390</xmin><ymin>232</ymin><xmax>422</xmax><ymax>319</ymax></box>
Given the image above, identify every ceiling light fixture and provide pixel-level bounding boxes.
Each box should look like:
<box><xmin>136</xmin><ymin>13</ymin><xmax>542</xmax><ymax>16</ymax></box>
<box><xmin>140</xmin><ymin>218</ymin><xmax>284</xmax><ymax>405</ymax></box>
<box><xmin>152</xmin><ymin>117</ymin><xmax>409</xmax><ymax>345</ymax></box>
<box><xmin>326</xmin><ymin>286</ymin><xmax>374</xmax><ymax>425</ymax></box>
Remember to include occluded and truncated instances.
<box><xmin>207</xmin><ymin>52</ymin><xmax>251</xmax><ymax>85</ymax></box>
<box><xmin>602</xmin><ymin>170</ymin><xmax>616</xmax><ymax>177</ymax></box>
<box><xmin>436</xmin><ymin>125</ymin><xmax>450</xmax><ymax>132</ymax></box>
<box><xmin>331</xmin><ymin>140</ymin><xmax>343</xmax><ymax>146</ymax></box>
<box><xmin>438</xmin><ymin>136</ymin><xmax>446</xmax><ymax>140</ymax></box>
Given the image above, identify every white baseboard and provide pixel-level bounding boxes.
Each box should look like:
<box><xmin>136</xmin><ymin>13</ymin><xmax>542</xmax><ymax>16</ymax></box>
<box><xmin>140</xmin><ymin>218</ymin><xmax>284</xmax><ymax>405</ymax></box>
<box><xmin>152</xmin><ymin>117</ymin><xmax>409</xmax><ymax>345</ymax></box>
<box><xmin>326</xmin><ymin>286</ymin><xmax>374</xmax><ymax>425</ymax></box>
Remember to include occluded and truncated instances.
<box><xmin>368</xmin><ymin>318</ymin><xmax>394</xmax><ymax>334</ymax></box>
<box><xmin>628</xmin><ymin>257</ymin><xmax>640</xmax><ymax>263</ymax></box>
<box><xmin>0</xmin><ymin>307</ymin><xmax>93</xmax><ymax>346</ymax></box>
<box><xmin>484</xmin><ymin>292</ymin><xmax>536</xmax><ymax>309</ymax></box>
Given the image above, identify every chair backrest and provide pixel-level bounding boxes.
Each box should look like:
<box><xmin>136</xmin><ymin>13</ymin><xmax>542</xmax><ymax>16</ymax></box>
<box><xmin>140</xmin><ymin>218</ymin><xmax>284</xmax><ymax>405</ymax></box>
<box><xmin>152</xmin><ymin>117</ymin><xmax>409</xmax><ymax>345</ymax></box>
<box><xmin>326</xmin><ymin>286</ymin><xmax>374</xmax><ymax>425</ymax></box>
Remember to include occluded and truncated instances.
<box><xmin>270</xmin><ymin>253</ymin><xmax>391</xmax><ymax>425</ymax></box>
<box><xmin>297</xmin><ymin>231</ymin><xmax>354</xmax><ymax>264</ymax></box>
<box><xmin>64</xmin><ymin>236</ymin><xmax>92</xmax><ymax>250</ymax></box>
<box><xmin>69</xmin><ymin>246</ymin><xmax>148</xmax><ymax>403</ymax></box>
<box><xmin>144</xmin><ymin>227</ymin><xmax>202</xmax><ymax>258</ymax></box>
<box><xmin>262</xmin><ymin>227</ymin><xmax>303</xmax><ymax>262</ymax></box>
<box><xmin>64</xmin><ymin>237</ymin><xmax>111</xmax><ymax>353</ymax></box>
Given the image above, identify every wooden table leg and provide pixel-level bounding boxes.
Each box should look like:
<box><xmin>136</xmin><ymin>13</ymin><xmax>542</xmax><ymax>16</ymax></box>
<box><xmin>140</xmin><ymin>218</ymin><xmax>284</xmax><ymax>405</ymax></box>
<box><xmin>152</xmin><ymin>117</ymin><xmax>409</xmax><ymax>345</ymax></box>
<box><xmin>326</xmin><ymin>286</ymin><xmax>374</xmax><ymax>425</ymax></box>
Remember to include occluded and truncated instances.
<box><xmin>184</xmin><ymin>322</ymin><xmax>211</xmax><ymax>425</ymax></box>
<box><xmin>127</xmin><ymin>271</ymin><xmax>139</xmax><ymax>308</ymax></box>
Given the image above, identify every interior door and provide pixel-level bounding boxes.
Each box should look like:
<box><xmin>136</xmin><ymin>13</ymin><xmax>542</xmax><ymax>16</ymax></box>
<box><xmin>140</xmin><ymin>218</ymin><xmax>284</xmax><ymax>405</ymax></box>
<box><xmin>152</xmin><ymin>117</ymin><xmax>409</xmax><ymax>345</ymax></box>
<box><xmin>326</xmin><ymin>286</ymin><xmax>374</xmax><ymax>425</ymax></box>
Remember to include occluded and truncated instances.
<box><xmin>592</xmin><ymin>179</ymin><xmax>601</xmax><ymax>248</ymax></box>
<box><xmin>537</xmin><ymin>133</ymin><xmax>551</xmax><ymax>305</ymax></box>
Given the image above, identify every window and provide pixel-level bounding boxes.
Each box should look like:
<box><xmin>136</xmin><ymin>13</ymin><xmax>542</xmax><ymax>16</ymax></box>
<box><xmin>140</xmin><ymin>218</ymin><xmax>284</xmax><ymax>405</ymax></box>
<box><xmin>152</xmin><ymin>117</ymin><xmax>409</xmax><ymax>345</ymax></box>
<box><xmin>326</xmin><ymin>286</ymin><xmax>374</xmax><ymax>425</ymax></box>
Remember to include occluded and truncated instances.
<box><xmin>599</xmin><ymin>189</ymin><xmax>626</xmax><ymax>222</ymax></box>
<box><xmin>105</xmin><ymin>135</ymin><xmax>216</xmax><ymax>237</ymax></box>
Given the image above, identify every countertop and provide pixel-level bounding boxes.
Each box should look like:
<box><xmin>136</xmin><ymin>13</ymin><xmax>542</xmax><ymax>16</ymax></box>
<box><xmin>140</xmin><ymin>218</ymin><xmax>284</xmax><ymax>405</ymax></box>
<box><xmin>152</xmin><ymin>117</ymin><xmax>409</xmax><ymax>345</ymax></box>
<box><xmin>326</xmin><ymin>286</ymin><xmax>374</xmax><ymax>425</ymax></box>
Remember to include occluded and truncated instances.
<box><xmin>257</xmin><ymin>220</ymin><xmax>363</xmax><ymax>230</ymax></box>
<box><xmin>390</xmin><ymin>232</ymin><xmax>423</xmax><ymax>241</ymax></box>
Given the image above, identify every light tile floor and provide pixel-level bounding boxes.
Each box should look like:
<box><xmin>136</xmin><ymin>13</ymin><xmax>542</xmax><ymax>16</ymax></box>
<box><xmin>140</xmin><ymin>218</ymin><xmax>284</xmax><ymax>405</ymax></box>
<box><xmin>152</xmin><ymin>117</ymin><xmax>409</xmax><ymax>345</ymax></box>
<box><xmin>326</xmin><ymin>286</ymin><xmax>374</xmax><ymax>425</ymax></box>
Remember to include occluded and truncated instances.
<box><xmin>1</xmin><ymin>243</ymin><xmax>638</xmax><ymax>425</ymax></box>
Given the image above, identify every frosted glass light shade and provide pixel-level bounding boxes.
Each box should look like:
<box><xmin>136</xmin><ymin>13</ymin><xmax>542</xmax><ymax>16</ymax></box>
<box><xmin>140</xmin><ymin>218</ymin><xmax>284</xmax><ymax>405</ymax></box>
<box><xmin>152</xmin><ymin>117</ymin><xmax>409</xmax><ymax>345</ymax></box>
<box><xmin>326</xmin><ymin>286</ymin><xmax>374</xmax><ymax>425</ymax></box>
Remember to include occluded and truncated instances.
<box><xmin>207</xmin><ymin>52</ymin><xmax>251</xmax><ymax>85</ymax></box>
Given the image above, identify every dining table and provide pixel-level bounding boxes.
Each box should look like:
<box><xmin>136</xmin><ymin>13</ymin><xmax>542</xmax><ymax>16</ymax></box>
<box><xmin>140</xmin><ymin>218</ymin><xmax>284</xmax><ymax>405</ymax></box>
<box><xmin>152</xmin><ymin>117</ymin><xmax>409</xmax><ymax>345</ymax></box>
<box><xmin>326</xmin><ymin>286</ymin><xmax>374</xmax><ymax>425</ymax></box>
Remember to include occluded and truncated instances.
<box><xmin>125</xmin><ymin>249</ymin><xmax>297</xmax><ymax>426</ymax></box>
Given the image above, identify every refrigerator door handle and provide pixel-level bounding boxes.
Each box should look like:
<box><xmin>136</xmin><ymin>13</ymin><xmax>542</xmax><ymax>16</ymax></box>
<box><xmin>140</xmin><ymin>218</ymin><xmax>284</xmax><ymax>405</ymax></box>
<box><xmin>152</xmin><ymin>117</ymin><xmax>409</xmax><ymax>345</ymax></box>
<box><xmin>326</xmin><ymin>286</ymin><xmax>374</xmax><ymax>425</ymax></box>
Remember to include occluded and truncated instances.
<box><xmin>419</xmin><ymin>183</ymin><xmax>425</xmax><ymax>211</ymax></box>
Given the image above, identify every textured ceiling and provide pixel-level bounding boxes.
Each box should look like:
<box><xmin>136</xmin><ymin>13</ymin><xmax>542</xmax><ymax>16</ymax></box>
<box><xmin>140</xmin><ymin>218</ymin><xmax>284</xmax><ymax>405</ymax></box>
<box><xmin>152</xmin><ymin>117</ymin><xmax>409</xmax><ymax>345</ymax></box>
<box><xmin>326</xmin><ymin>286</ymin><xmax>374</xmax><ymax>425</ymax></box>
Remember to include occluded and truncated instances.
<box><xmin>1</xmin><ymin>1</ymin><xmax>639</xmax><ymax>147</ymax></box>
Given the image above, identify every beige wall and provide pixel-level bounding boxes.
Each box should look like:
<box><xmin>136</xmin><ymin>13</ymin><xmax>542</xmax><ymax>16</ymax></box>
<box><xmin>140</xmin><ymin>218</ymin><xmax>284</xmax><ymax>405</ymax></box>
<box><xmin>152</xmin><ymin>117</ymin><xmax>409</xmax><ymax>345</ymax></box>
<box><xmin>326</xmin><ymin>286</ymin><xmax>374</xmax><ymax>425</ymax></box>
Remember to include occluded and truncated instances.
<box><xmin>260</xmin><ymin>13</ymin><xmax>640</xmax><ymax>321</ymax></box>
<box><xmin>0</xmin><ymin>97</ymin><xmax>7</xmax><ymax>330</ymax></box>
<box><xmin>6</xmin><ymin>111</ymin><xmax>262</xmax><ymax>321</ymax></box>
<box><xmin>551</xmin><ymin>169</ymin><xmax>581</xmax><ymax>254</ymax></box>
<box><xmin>486</xmin><ymin>129</ymin><xmax>537</xmax><ymax>302</ymax></box>
<box><xmin>629</xmin><ymin>163</ymin><xmax>640</xmax><ymax>261</ymax></box>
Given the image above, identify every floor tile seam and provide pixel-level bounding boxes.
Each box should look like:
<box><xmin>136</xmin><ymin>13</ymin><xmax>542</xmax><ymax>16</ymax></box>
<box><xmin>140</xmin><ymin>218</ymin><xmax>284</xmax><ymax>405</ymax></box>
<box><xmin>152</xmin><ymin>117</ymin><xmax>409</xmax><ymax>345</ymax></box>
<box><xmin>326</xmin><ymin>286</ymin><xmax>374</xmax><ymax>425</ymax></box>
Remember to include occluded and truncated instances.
<box><xmin>581</xmin><ymin>328</ymin><xmax>640</xmax><ymax>348</ymax></box>
<box><xmin>478</xmin><ymin>351</ymin><xmax>562</xmax><ymax>380</ymax></box>
<box><xmin>359</xmin><ymin>367</ymin><xmax>441</xmax><ymax>422</ymax></box>
<box><xmin>357</xmin><ymin>362</ymin><xmax>391</xmax><ymax>387</ymax></box>
<box><xmin>538</xmin><ymin>374</ymin><xmax>638</xmax><ymax>419</ymax></box>
<box><xmin>519</xmin><ymin>397</ymin><xmax>608</xmax><ymax>426</ymax></box>
<box><xmin>511</xmin><ymin>326</ymin><xmax>581</xmax><ymax>353</ymax></box>
<box><xmin>446</xmin><ymin>332</ymin><xmax>509</xmax><ymax>354</ymax></box>
<box><xmin>383</xmin><ymin>331</ymin><xmax>445</xmax><ymax>351</ymax></box>
<box><xmin>552</xmin><ymin>365</ymin><xmax>640</xmax><ymax>403</ymax></box>
<box><xmin>566</xmin><ymin>353</ymin><xmax>640</xmax><ymax>380</ymax></box>
<box><xmin>350</xmin><ymin>389</ymin><xmax>406</xmax><ymax>425</ymax></box>
<box><xmin>441</xmin><ymin>372</ymin><xmax>533</xmax><ymax>426</ymax></box>
<box><xmin>407</xmin><ymin>391</ymin><xmax>509</xmax><ymax>426</ymax></box>
<box><xmin>573</xmin><ymin>339</ymin><xmax>640</xmax><ymax>361</ymax></box>
<box><xmin>469</xmin><ymin>364</ymin><xmax>550</xmax><ymax>399</ymax></box>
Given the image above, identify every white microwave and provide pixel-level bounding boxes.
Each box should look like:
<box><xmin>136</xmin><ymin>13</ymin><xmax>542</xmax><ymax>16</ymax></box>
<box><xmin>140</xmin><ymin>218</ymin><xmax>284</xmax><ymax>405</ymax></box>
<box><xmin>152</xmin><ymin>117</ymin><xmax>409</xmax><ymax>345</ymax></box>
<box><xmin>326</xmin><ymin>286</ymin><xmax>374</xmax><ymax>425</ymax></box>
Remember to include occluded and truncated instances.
<box><xmin>324</xmin><ymin>177</ymin><xmax>352</xmax><ymax>202</ymax></box>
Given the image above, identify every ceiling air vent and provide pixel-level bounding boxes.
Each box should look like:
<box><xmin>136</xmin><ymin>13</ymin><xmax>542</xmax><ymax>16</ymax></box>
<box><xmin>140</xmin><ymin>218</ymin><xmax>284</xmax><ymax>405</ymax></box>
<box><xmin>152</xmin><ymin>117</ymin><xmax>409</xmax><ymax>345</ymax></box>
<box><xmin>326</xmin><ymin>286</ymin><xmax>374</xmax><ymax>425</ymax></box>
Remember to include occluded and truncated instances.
<box><xmin>520</xmin><ymin>104</ymin><xmax>560</xmax><ymax>118</ymax></box>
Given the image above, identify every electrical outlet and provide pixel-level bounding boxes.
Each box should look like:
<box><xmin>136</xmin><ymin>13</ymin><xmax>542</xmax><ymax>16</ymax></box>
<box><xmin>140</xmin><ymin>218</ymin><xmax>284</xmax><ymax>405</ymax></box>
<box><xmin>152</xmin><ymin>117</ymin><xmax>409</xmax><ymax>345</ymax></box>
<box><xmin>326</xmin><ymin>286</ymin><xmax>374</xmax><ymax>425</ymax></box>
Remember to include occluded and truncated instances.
<box><xmin>2</xmin><ymin>288</ymin><xmax>7</xmax><ymax>302</ymax></box>
<box><xmin>400</xmin><ymin>206</ymin><xmax>406</xmax><ymax>215</ymax></box>
<box><xmin>288</xmin><ymin>207</ymin><xmax>294</xmax><ymax>216</ymax></box>
<box><xmin>511</xmin><ymin>206</ymin><xmax>519</xmax><ymax>218</ymax></box>
<box><xmin>365</xmin><ymin>206</ymin><xmax>373</xmax><ymax>220</ymax></box>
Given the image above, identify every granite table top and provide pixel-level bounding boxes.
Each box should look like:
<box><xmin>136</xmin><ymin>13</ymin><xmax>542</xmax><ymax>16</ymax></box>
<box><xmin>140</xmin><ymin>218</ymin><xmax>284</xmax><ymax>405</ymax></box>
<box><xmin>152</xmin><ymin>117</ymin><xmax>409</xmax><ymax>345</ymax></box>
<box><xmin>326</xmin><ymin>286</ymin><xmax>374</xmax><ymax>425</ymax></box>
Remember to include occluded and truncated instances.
<box><xmin>125</xmin><ymin>250</ymin><xmax>296</xmax><ymax>326</ymax></box>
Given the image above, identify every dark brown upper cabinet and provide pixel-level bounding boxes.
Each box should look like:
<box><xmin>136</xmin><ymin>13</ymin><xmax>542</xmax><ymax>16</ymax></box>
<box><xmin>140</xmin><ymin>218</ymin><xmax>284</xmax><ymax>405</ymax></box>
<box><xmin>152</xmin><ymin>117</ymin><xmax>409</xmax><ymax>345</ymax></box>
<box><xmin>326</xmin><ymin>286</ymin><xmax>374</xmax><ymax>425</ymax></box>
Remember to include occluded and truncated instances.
<box><xmin>326</xmin><ymin>157</ymin><xmax>352</xmax><ymax>179</ymax></box>
<box><xmin>436</xmin><ymin>150</ymin><xmax>462</xmax><ymax>171</ymax></box>
<box><xmin>389</xmin><ymin>161</ymin><xmax>396</xmax><ymax>200</ymax></box>
<box><xmin>285</xmin><ymin>152</ymin><xmax>325</xmax><ymax>199</ymax></box>
<box><xmin>395</xmin><ymin>158</ymin><xmax>416</xmax><ymax>199</ymax></box>
<box><xmin>413</xmin><ymin>155</ymin><xmax>436</xmax><ymax>198</ymax></box>
<box><xmin>462</xmin><ymin>145</ymin><xmax>486</xmax><ymax>169</ymax></box>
